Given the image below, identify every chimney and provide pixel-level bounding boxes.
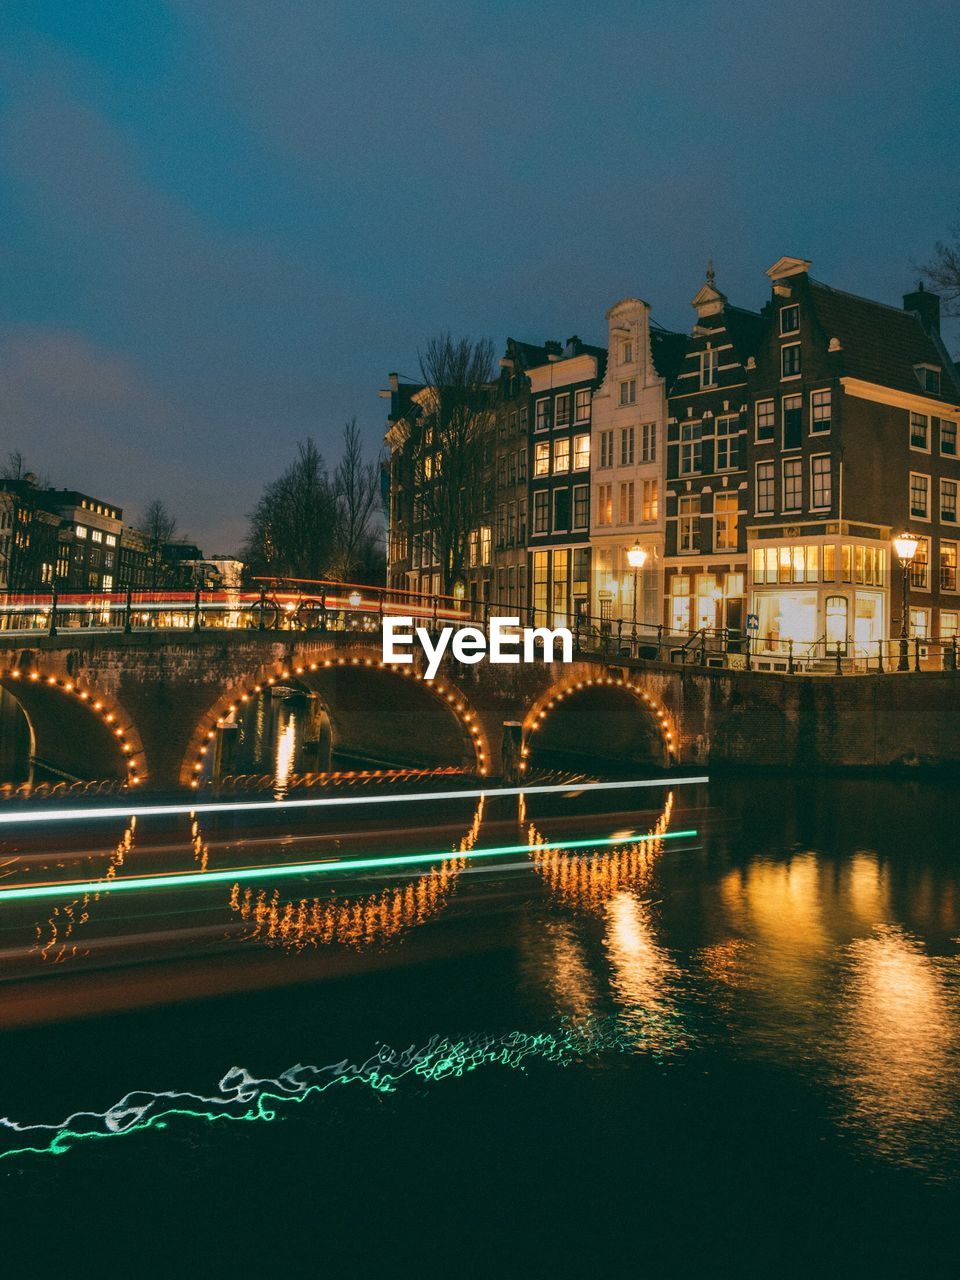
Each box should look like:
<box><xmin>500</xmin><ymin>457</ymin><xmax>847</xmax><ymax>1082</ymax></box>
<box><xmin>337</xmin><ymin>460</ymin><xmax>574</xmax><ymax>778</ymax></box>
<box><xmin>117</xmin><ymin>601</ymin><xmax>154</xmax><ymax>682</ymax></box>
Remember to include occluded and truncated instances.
<box><xmin>903</xmin><ymin>283</ymin><xmax>941</xmax><ymax>334</ymax></box>
<box><xmin>388</xmin><ymin>372</ymin><xmax>399</xmax><ymax>391</ymax></box>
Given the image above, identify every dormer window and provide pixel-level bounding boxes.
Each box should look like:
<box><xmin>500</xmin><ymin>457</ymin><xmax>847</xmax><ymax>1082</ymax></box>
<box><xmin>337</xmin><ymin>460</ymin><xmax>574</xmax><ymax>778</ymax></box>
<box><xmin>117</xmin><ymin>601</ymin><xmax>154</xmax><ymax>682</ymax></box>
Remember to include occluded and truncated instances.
<box><xmin>700</xmin><ymin>348</ymin><xmax>718</xmax><ymax>388</ymax></box>
<box><xmin>779</xmin><ymin>305</ymin><xmax>800</xmax><ymax>335</ymax></box>
<box><xmin>914</xmin><ymin>364</ymin><xmax>941</xmax><ymax>395</ymax></box>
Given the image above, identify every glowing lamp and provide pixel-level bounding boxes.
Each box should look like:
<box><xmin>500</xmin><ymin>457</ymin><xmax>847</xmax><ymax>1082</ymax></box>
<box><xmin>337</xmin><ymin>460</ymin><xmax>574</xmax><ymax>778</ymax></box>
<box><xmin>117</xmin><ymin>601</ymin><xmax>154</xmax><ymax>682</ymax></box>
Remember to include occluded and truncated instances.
<box><xmin>626</xmin><ymin>542</ymin><xmax>647</xmax><ymax>570</ymax></box>
<box><xmin>893</xmin><ymin>532</ymin><xmax>919</xmax><ymax>565</ymax></box>
<box><xmin>348</xmin><ymin>591</ymin><xmax>362</xmax><ymax>608</ymax></box>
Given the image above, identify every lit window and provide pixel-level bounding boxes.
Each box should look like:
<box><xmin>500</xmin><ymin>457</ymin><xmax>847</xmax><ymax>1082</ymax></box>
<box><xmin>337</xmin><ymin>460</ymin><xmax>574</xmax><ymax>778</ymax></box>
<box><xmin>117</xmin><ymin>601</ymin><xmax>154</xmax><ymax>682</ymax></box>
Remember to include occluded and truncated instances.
<box><xmin>755</xmin><ymin>400</ymin><xmax>775</xmax><ymax>442</ymax></box>
<box><xmin>534</xmin><ymin>442</ymin><xmax>550</xmax><ymax>477</ymax></box>
<box><xmin>756</xmin><ymin>461</ymin><xmax>775</xmax><ymax>515</ymax></box>
<box><xmin>781</xmin><ymin>343</ymin><xmax>801</xmax><ymax>378</ymax></box>
<box><xmin>618</xmin><ymin>481</ymin><xmax>634</xmax><ymax>524</ymax></box>
<box><xmin>678</xmin><ymin>495</ymin><xmax>700</xmax><ymax>553</ymax></box>
<box><xmin>910</xmin><ymin>537</ymin><xmax>930</xmax><ymax>589</ymax></box>
<box><xmin>573</xmin><ymin>434</ymin><xmax>590</xmax><ymax>470</ymax></box>
<box><xmin>102</xmin><ymin>574</ymin><xmax>114</xmax><ymax>593</ymax></box>
<box><xmin>553</xmin><ymin>437</ymin><xmax>570</xmax><ymax>473</ymax></box>
<box><xmin>811</xmin><ymin>455</ymin><xmax>831</xmax><ymax>510</ymax></box>
<box><xmin>481</xmin><ymin>526</ymin><xmax>492</xmax><ymax>565</ymax></box>
<box><xmin>596</xmin><ymin>483</ymin><xmax>613</xmax><ymax>526</ymax></box>
<box><xmin>782</xmin><ymin>458</ymin><xmax>802</xmax><ymax>511</ymax></box>
<box><xmin>910</xmin><ymin>472</ymin><xmax>930</xmax><ymax>520</ymax></box>
<box><xmin>941</xmin><ymin>540</ymin><xmax>958</xmax><ymax>592</ymax></box>
<box><xmin>910</xmin><ymin>412</ymin><xmax>930</xmax><ymax>451</ymax></box>
<box><xmin>942</xmin><ymin>611</ymin><xmax>959</xmax><ymax>640</ymax></box>
<box><xmin>910</xmin><ymin>607</ymin><xmax>930</xmax><ymax>638</ymax></box>
<box><xmin>105</xmin><ymin>533</ymin><xmax>117</xmax><ymax>547</ymax></box>
<box><xmin>641</xmin><ymin>479</ymin><xmax>658</xmax><ymax>522</ymax></box>
<box><xmin>713</xmin><ymin>492</ymin><xmax>738</xmax><ymax>551</ymax></box>
<box><xmin>780</xmin><ymin>305</ymin><xmax>800</xmax><ymax>335</ymax></box>
<box><xmin>811</xmin><ymin>389</ymin><xmax>831</xmax><ymax>433</ymax></box>
<box><xmin>75</xmin><ymin>525</ymin><xmax>88</xmax><ymax>539</ymax></box>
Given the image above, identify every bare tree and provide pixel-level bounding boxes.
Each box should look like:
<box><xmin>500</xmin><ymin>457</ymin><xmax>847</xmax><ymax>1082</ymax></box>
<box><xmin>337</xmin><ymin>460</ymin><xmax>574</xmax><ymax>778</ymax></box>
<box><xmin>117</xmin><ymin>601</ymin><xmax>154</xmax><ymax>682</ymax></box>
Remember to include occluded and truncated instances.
<box><xmin>136</xmin><ymin>499</ymin><xmax>179</xmax><ymax>589</ymax></box>
<box><xmin>0</xmin><ymin>455</ymin><xmax>56</xmax><ymax>592</ymax></box>
<box><xmin>920</xmin><ymin>219</ymin><xmax>960</xmax><ymax>316</ymax></box>
<box><xmin>243</xmin><ymin>439</ymin><xmax>336</xmax><ymax>581</ymax></box>
<box><xmin>330</xmin><ymin>419</ymin><xmax>381</xmax><ymax>581</ymax></box>
<box><xmin>417</xmin><ymin>334</ymin><xmax>496</xmax><ymax>594</ymax></box>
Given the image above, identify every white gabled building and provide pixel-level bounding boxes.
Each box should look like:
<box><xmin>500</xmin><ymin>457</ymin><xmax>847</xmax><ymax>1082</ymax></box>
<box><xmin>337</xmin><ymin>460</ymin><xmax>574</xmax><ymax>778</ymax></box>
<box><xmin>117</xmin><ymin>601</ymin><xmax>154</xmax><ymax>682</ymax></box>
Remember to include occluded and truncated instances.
<box><xmin>589</xmin><ymin>297</ymin><xmax>684</xmax><ymax>640</ymax></box>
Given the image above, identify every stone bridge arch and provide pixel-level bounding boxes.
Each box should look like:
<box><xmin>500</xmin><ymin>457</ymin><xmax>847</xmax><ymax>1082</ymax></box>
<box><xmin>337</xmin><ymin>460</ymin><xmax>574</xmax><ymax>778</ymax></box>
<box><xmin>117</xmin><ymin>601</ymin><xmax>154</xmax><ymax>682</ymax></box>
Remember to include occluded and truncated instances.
<box><xmin>179</xmin><ymin>645</ymin><xmax>492</xmax><ymax>787</ymax></box>
<box><xmin>0</xmin><ymin>656</ymin><xmax>148</xmax><ymax>787</ymax></box>
<box><xmin>520</xmin><ymin>671</ymin><xmax>678</xmax><ymax>775</ymax></box>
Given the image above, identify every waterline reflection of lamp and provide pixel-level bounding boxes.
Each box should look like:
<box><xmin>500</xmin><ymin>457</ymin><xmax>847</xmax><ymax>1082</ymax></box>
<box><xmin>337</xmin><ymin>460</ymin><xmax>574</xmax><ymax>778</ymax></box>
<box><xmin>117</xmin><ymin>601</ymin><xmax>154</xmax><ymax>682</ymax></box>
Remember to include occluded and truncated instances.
<box><xmin>626</xmin><ymin>542</ymin><xmax>648</xmax><ymax>650</ymax></box>
<box><xmin>893</xmin><ymin>532</ymin><xmax>919</xmax><ymax>672</ymax></box>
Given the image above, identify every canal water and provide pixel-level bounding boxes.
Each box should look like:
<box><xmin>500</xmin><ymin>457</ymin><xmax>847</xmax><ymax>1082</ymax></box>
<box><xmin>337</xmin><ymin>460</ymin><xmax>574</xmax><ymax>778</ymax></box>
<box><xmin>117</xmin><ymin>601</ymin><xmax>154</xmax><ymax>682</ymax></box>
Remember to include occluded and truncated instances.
<box><xmin>2</xmin><ymin>775</ymin><xmax>960</xmax><ymax>1274</ymax></box>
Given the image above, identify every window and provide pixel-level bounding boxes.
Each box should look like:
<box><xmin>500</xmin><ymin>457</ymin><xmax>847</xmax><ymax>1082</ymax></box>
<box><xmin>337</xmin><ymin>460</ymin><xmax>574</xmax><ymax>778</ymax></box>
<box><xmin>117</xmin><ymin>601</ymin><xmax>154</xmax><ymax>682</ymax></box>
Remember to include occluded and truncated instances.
<box><xmin>553</xmin><ymin>437</ymin><xmax>570</xmax><ymax>473</ymax></box>
<box><xmin>619</xmin><ymin>379</ymin><xmax>637</xmax><ymax>406</ymax></box>
<box><xmin>715</xmin><ymin>415</ymin><xmax>739</xmax><ymax>470</ymax></box>
<box><xmin>910</xmin><ymin>412</ymin><xmax>930</xmax><ymax>451</ymax></box>
<box><xmin>573</xmin><ymin>485</ymin><xmax>589</xmax><ymax>530</ymax></box>
<box><xmin>480</xmin><ymin>526</ymin><xmax>491</xmax><ymax>566</ymax></box>
<box><xmin>553</xmin><ymin>489</ymin><xmax>570</xmax><ymax>532</ymax></box>
<box><xmin>755</xmin><ymin>399</ymin><xmax>775</xmax><ymax>442</ymax></box>
<box><xmin>102</xmin><ymin>574</ymin><xmax>113</xmax><ymax>593</ymax></box>
<box><xmin>782</xmin><ymin>458</ymin><xmax>802</xmax><ymax>511</ymax></box>
<box><xmin>618</xmin><ymin>481</ymin><xmax>634</xmax><ymax>524</ymax></box>
<box><xmin>555</xmin><ymin>393</ymin><xmax>570</xmax><ymax>427</ymax></box>
<box><xmin>596</xmin><ymin>483</ymin><xmax>613</xmax><ymax>526</ymax></box>
<box><xmin>780</xmin><ymin>304</ymin><xmax>800</xmax><ymax>335</ymax></box>
<box><xmin>756</xmin><ymin>461</ymin><xmax>775</xmax><ymax>515</ymax></box>
<box><xmin>714</xmin><ymin>492</ymin><xmax>738</xmax><ymax>552</ymax></box>
<box><xmin>811</xmin><ymin>389</ymin><xmax>831</xmax><ymax>434</ymax></box>
<box><xmin>782</xmin><ymin>395</ymin><xmax>802</xmax><ymax>449</ymax></box>
<box><xmin>105</xmin><ymin>534</ymin><xmax>117</xmax><ymax>547</ymax></box>
<box><xmin>532</xmin><ymin>551</ymin><xmax>548</xmax><ymax>623</ymax></box>
<box><xmin>534</xmin><ymin>442</ymin><xmax>550</xmax><ymax>476</ymax></box>
<box><xmin>781</xmin><ymin>343</ymin><xmax>801</xmax><ymax>378</ymax></box>
<box><xmin>518</xmin><ymin>448</ymin><xmax>527</xmax><ymax>481</ymax></box>
<box><xmin>942</xmin><ymin>540</ymin><xmax>959</xmax><ymax>592</ymax></box>
<box><xmin>942</xmin><ymin>479</ymin><xmax>958</xmax><ymax>525</ymax></box>
<box><xmin>942</xmin><ymin>611</ymin><xmax>959</xmax><ymax>640</ymax></box>
<box><xmin>573</xmin><ymin>434</ymin><xmax>590</xmax><ymax>470</ymax></box>
<box><xmin>518</xmin><ymin>499</ymin><xmax>527</xmax><ymax>542</ymax></box>
<box><xmin>75</xmin><ymin>525</ymin><xmax>88</xmax><ymax>539</ymax></box>
<box><xmin>620</xmin><ymin>339</ymin><xmax>633</xmax><ymax>364</ymax></box>
<box><xmin>910</xmin><ymin>607</ymin><xmax>930</xmax><ymax>639</ymax></box>
<box><xmin>535</xmin><ymin>399</ymin><xmax>550</xmax><ymax>431</ymax></box>
<box><xmin>700</xmin><ymin>349</ymin><xmax>718</xmax><ymax>388</ymax></box>
<box><xmin>640</xmin><ymin>423</ymin><xmax>656</xmax><ymax>462</ymax></box>
<box><xmin>641</xmin><ymin>479</ymin><xmax>658</xmax><ymax>522</ymax></box>
<box><xmin>941</xmin><ymin>419</ymin><xmax>957</xmax><ymax>456</ymax></box>
<box><xmin>575</xmin><ymin>388</ymin><xmax>591</xmax><ymax>423</ymax></box>
<box><xmin>497</xmin><ymin>504</ymin><xmax>507</xmax><ymax>547</ymax></box>
<box><xmin>533</xmin><ymin>490</ymin><xmax>549</xmax><ymax>534</ymax></box>
<box><xmin>678</xmin><ymin>495</ymin><xmax>700</xmax><ymax>553</ymax></box>
<box><xmin>680</xmin><ymin>421</ymin><xmax>702</xmax><ymax>475</ymax></box>
<box><xmin>811</xmin><ymin>455</ymin><xmax>831</xmax><ymax>510</ymax></box>
<box><xmin>91</xmin><ymin>528</ymin><xmax>103</xmax><ymax>543</ymax></box>
<box><xmin>496</xmin><ymin>457</ymin><xmax>506</xmax><ymax>488</ymax></box>
<box><xmin>620</xmin><ymin>427</ymin><xmax>635</xmax><ymax>466</ymax></box>
<box><xmin>910</xmin><ymin>472</ymin><xmax>931</xmax><ymax>520</ymax></box>
<box><xmin>599</xmin><ymin>430</ymin><xmax>613</xmax><ymax>468</ymax></box>
<box><xmin>915</xmin><ymin>365</ymin><xmax>941</xmax><ymax>395</ymax></box>
<box><xmin>910</xmin><ymin>536</ymin><xmax>930</xmax><ymax>589</ymax></box>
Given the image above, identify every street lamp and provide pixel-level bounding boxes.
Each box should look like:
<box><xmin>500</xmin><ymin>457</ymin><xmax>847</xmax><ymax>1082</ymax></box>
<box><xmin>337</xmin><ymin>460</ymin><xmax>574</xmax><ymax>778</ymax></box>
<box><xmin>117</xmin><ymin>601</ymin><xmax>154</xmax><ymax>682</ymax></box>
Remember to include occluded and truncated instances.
<box><xmin>626</xmin><ymin>542</ymin><xmax>647</xmax><ymax>651</ymax></box>
<box><xmin>893</xmin><ymin>532</ymin><xmax>919</xmax><ymax>671</ymax></box>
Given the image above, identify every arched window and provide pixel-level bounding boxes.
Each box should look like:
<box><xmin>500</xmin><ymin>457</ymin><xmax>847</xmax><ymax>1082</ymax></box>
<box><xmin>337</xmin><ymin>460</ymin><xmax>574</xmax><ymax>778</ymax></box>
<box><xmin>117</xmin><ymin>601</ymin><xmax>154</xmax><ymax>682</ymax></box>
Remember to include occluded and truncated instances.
<box><xmin>825</xmin><ymin>595</ymin><xmax>849</xmax><ymax>652</ymax></box>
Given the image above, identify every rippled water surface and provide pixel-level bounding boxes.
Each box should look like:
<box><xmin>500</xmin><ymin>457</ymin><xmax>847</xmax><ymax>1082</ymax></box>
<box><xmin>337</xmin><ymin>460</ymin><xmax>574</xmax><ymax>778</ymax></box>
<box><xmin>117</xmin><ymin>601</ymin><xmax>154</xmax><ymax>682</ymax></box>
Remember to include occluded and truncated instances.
<box><xmin>2</xmin><ymin>776</ymin><xmax>960</xmax><ymax>1275</ymax></box>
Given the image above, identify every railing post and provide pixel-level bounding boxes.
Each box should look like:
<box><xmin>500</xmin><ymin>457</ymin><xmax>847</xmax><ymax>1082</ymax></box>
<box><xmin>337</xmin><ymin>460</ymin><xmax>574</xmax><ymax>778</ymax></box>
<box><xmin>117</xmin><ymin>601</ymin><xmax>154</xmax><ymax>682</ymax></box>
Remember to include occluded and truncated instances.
<box><xmin>48</xmin><ymin>584</ymin><xmax>58</xmax><ymax>637</ymax></box>
<box><xmin>257</xmin><ymin>586</ymin><xmax>266</xmax><ymax>631</ymax></box>
<box><xmin>192</xmin><ymin>584</ymin><xmax>202</xmax><ymax>632</ymax></box>
<box><xmin>745</xmin><ymin>633</ymin><xmax>751</xmax><ymax>672</ymax></box>
<box><xmin>574</xmin><ymin>613</ymin><xmax>582</xmax><ymax>654</ymax></box>
<box><xmin>124</xmin><ymin>587</ymin><xmax>133</xmax><ymax>634</ymax></box>
<box><xmin>432</xmin><ymin>595</ymin><xmax>439</xmax><ymax>634</ymax></box>
<box><xmin>953</xmin><ymin>637</ymin><xmax>959</xmax><ymax>672</ymax></box>
<box><xmin>877</xmin><ymin>638</ymin><xmax>884</xmax><ymax>673</ymax></box>
<box><xmin>616</xmin><ymin>617</ymin><xmax>623</xmax><ymax>654</ymax></box>
<box><xmin>320</xmin><ymin>588</ymin><xmax>328</xmax><ymax>632</ymax></box>
<box><xmin>835</xmin><ymin>642</ymin><xmax>843</xmax><ymax>674</ymax></box>
<box><xmin>914</xmin><ymin>635</ymin><xmax>921</xmax><ymax>673</ymax></box>
<box><xmin>787</xmin><ymin>637</ymin><xmax>794</xmax><ymax>675</ymax></box>
<box><xmin>656</xmin><ymin>623</ymin><xmax>663</xmax><ymax>661</ymax></box>
<box><xmin>378</xmin><ymin>589</ymin><xmax>385</xmax><ymax>627</ymax></box>
<box><xmin>698</xmin><ymin>631</ymin><xmax>706</xmax><ymax>666</ymax></box>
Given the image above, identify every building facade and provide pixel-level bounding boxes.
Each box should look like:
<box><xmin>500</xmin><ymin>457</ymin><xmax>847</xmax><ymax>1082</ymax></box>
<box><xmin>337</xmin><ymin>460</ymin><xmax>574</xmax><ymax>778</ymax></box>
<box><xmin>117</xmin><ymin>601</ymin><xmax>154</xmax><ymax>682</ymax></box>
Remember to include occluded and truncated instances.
<box><xmin>664</xmin><ymin>268</ymin><xmax>761</xmax><ymax>641</ymax></box>
<box><xmin>527</xmin><ymin>337</ymin><xmax>605</xmax><ymax>627</ymax></box>
<box><xmin>591</xmin><ymin>298</ymin><xmax>685</xmax><ymax>638</ymax></box>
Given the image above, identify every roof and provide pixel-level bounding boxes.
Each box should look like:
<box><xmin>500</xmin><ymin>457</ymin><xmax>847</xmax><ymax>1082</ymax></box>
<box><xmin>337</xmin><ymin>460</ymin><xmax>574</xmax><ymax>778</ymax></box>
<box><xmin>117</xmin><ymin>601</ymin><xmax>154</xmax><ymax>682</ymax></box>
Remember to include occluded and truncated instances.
<box><xmin>807</xmin><ymin>279</ymin><xmax>960</xmax><ymax>403</ymax></box>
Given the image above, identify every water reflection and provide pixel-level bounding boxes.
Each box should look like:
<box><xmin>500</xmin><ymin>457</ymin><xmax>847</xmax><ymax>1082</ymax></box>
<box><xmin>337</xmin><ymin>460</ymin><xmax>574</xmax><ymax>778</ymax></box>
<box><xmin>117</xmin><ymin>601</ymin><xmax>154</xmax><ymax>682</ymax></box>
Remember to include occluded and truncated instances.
<box><xmin>228</xmin><ymin>797</ymin><xmax>485</xmax><ymax>951</ymax></box>
<box><xmin>603</xmin><ymin>890</ymin><xmax>687</xmax><ymax>1053</ymax></box>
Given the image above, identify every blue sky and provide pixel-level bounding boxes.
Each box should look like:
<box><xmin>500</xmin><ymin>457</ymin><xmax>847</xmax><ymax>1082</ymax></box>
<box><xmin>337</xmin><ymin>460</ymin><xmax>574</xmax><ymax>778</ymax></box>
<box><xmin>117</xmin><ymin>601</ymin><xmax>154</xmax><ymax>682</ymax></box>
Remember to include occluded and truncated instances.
<box><xmin>0</xmin><ymin>0</ymin><xmax>957</xmax><ymax>551</ymax></box>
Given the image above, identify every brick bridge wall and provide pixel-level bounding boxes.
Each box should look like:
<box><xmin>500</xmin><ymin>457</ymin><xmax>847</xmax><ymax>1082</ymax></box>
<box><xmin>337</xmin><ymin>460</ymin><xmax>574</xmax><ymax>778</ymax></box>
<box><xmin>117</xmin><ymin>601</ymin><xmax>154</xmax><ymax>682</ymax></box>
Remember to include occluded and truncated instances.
<box><xmin>0</xmin><ymin>631</ymin><xmax>957</xmax><ymax>788</ymax></box>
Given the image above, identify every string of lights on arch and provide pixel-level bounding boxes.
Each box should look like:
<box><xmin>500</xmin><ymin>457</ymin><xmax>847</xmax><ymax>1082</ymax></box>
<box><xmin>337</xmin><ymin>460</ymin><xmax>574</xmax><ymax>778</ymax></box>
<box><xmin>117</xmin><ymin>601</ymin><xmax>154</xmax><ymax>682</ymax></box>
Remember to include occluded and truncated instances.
<box><xmin>187</xmin><ymin>653</ymin><xmax>491</xmax><ymax>787</ymax></box>
<box><xmin>521</xmin><ymin>673</ymin><xmax>677</xmax><ymax>770</ymax></box>
<box><xmin>0</xmin><ymin>665</ymin><xmax>145</xmax><ymax>786</ymax></box>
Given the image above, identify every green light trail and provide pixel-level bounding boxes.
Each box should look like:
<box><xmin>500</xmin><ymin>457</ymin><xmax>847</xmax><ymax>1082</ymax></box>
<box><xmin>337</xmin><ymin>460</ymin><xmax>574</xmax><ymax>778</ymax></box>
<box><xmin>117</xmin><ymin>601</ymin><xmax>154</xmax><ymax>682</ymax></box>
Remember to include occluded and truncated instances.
<box><xmin>0</xmin><ymin>830</ymin><xmax>697</xmax><ymax>904</ymax></box>
<box><xmin>0</xmin><ymin>1015</ymin><xmax>682</xmax><ymax>1161</ymax></box>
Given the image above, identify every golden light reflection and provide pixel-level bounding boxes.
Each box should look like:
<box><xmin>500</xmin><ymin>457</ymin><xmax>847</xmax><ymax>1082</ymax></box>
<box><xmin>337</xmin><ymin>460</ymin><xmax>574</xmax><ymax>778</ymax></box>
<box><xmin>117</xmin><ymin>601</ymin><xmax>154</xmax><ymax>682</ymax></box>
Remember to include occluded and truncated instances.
<box><xmin>603</xmin><ymin>889</ymin><xmax>686</xmax><ymax>1051</ymax></box>
<box><xmin>274</xmin><ymin>712</ymin><xmax>297</xmax><ymax>800</ymax></box>
<box><xmin>528</xmin><ymin>792</ymin><xmax>673</xmax><ymax>915</ymax></box>
<box><xmin>229</xmin><ymin>798</ymin><xmax>484</xmax><ymax>951</ymax></box>
<box><xmin>533</xmin><ymin>920</ymin><xmax>602</xmax><ymax>1022</ymax></box>
<box><xmin>837</xmin><ymin>924</ymin><xmax>960</xmax><ymax>1173</ymax></box>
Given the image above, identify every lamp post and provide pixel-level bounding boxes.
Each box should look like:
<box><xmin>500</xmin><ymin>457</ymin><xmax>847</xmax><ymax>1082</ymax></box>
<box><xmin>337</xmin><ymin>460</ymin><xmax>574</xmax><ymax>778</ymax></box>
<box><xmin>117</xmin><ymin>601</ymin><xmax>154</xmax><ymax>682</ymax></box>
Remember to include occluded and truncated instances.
<box><xmin>893</xmin><ymin>532</ymin><xmax>919</xmax><ymax>672</ymax></box>
<box><xmin>626</xmin><ymin>542</ymin><xmax>647</xmax><ymax>653</ymax></box>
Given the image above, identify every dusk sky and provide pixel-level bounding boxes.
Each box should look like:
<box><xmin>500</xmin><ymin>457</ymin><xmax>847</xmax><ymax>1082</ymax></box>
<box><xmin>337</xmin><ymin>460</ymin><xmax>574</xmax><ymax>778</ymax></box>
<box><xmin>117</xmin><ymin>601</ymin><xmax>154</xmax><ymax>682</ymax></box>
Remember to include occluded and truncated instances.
<box><xmin>1</xmin><ymin>0</ymin><xmax>957</xmax><ymax>553</ymax></box>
